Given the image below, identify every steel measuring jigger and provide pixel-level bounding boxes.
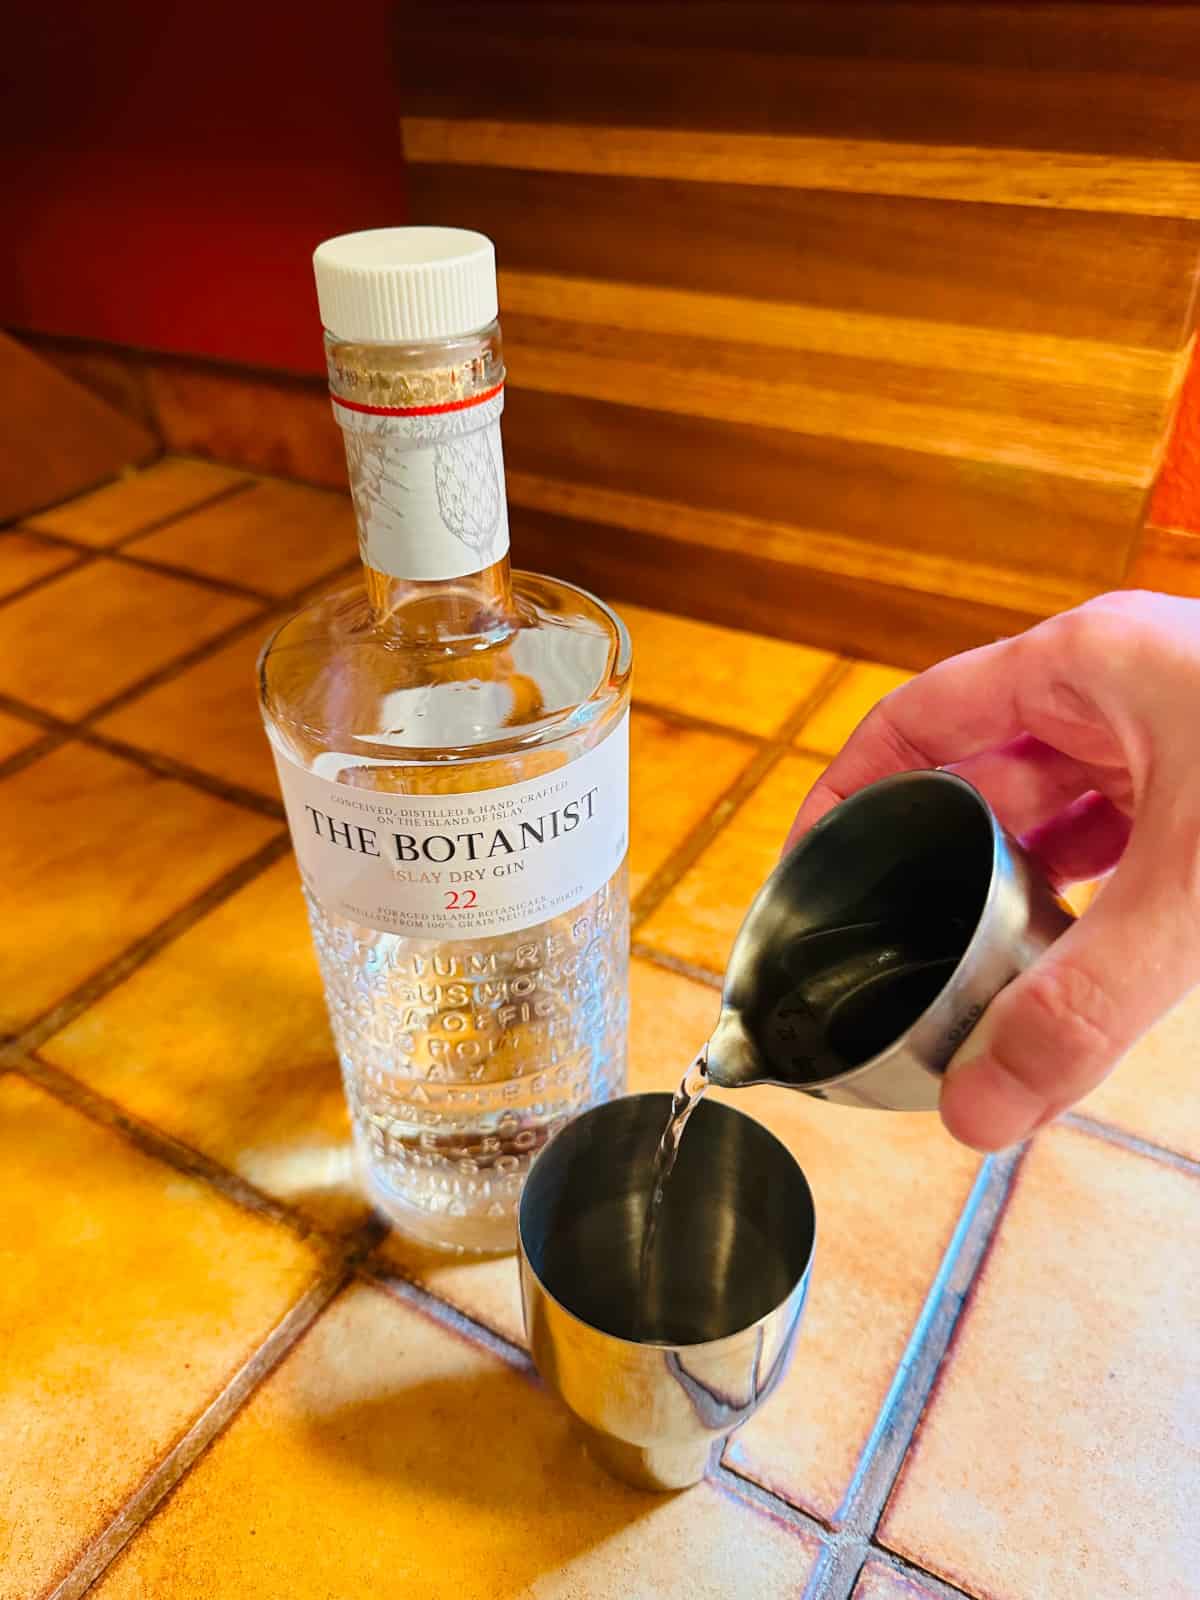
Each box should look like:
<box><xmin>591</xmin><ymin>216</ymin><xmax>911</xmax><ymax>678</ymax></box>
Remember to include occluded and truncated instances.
<box><xmin>518</xmin><ymin>1092</ymin><xmax>815</xmax><ymax>1491</ymax></box>
<box><xmin>706</xmin><ymin>769</ymin><xmax>1076</xmax><ymax>1110</ymax></box>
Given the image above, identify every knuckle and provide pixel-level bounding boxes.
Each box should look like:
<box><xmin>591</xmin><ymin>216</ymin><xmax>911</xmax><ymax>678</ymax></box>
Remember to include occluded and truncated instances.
<box><xmin>1018</xmin><ymin>960</ymin><xmax>1119</xmax><ymax>1067</ymax></box>
<box><xmin>871</xmin><ymin>705</ymin><xmax>929</xmax><ymax>772</ymax></box>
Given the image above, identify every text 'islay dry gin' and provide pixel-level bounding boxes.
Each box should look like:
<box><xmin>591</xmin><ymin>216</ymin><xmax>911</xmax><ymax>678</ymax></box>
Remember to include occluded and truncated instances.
<box><xmin>259</xmin><ymin>229</ymin><xmax>631</xmax><ymax>1251</ymax></box>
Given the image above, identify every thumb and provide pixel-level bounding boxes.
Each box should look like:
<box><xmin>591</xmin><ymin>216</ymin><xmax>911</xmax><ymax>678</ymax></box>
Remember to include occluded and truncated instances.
<box><xmin>939</xmin><ymin>839</ymin><xmax>1197</xmax><ymax>1151</ymax></box>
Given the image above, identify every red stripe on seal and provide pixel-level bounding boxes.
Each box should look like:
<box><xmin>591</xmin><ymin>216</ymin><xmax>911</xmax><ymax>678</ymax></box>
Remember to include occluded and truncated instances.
<box><xmin>330</xmin><ymin>380</ymin><xmax>505</xmax><ymax>418</ymax></box>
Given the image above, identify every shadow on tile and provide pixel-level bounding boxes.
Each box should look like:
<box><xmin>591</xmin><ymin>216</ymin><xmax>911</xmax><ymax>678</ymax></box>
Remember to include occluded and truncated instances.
<box><xmin>95</xmin><ymin>1283</ymin><xmax>816</xmax><ymax>1599</ymax></box>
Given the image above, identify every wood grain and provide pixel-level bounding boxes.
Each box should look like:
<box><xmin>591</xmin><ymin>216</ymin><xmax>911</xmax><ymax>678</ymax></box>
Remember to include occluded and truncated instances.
<box><xmin>409</xmin><ymin>5</ymin><xmax>1200</xmax><ymax>81</ymax></box>
<box><xmin>400</xmin><ymin>3</ymin><xmax>1200</xmax><ymax>658</ymax></box>
<box><xmin>501</xmin><ymin>388</ymin><xmax>1144</xmax><ymax>589</ymax></box>
<box><xmin>499</xmin><ymin>271</ymin><xmax>1184</xmax><ymax>395</ymax></box>
<box><xmin>401</xmin><ymin>11</ymin><xmax>1200</xmax><ymax>157</ymax></box>
<box><xmin>502</xmin><ymin>311</ymin><xmax>1175</xmax><ymax>484</ymax></box>
<box><xmin>404</xmin><ymin>119</ymin><xmax>1200</xmax><ymax>220</ymax></box>
<box><xmin>507</xmin><ymin>469</ymin><xmax>1090</xmax><ymax>616</ymax></box>
<box><xmin>409</xmin><ymin>165</ymin><xmax>1200</xmax><ymax>352</ymax></box>
<box><xmin>511</xmin><ymin>504</ymin><xmax>1041</xmax><ymax>671</ymax></box>
<box><xmin>0</xmin><ymin>332</ymin><xmax>158</xmax><ymax>521</ymax></box>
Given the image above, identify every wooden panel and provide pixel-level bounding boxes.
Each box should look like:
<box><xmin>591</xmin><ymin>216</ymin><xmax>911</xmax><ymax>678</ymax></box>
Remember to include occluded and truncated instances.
<box><xmin>409</xmin><ymin>5</ymin><xmax>1200</xmax><ymax>80</ymax></box>
<box><xmin>400</xmin><ymin>2</ymin><xmax>1200</xmax><ymax>655</ymax></box>
<box><xmin>406</xmin><ymin>118</ymin><xmax>1200</xmax><ymax>221</ymax></box>
<box><xmin>408</xmin><ymin>166</ymin><xmax>1199</xmax><ymax>352</ymax></box>
<box><xmin>501</xmin><ymin>389</ymin><xmax>1137</xmax><ymax>593</ymax></box>
<box><xmin>0</xmin><ymin>332</ymin><xmax>158</xmax><ymax>521</ymax></box>
<box><xmin>510</xmin><ymin>505</ymin><xmax>1041</xmax><ymax>671</ymax></box>
<box><xmin>502</xmin><ymin>311</ymin><xmax>1173</xmax><ymax>484</ymax></box>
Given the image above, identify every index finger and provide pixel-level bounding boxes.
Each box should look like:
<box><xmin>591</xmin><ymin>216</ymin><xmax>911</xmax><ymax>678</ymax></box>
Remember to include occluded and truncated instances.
<box><xmin>787</xmin><ymin>610</ymin><xmax>1123</xmax><ymax>846</ymax></box>
<box><xmin>787</xmin><ymin>636</ymin><xmax>1023</xmax><ymax>844</ymax></box>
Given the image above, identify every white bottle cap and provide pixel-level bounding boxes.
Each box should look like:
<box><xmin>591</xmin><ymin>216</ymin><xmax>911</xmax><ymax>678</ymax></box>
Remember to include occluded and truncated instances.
<box><xmin>313</xmin><ymin>227</ymin><xmax>499</xmax><ymax>343</ymax></box>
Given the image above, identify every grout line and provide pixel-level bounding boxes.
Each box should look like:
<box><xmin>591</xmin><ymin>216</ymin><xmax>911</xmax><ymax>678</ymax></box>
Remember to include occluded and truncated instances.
<box><xmin>20</xmin><ymin>473</ymin><xmax>257</xmax><ymax>554</ymax></box>
<box><xmin>633</xmin><ymin>695</ymin><xmax>767</xmax><ymax>747</ymax></box>
<box><xmin>863</xmin><ymin>1546</ymin><xmax>978</xmax><ymax>1599</ymax></box>
<box><xmin>0</xmin><ymin>699</ymin><xmax>284</xmax><ymax>821</ymax></box>
<box><xmin>709</xmin><ymin>1458</ymin><xmax>832</xmax><ymax>1544</ymax></box>
<box><xmin>630</xmin><ymin>737</ymin><xmax>793</xmax><ymax>928</ymax></box>
<box><xmin>0</xmin><ymin>548</ymin><xmax>96</xmax><ymax>611</ymax></box>
<box><xmin>72</xmin><ymin>553</ymin><xmax>362</xmax><ymax>728</ymax></box>
<box><xmin>837</xmin><ymin>1147</ymin><xmax>1023</xmax><ymax>1527</ymax></box>
<box><xmin>79</xmin><ymin>727</ymin><xmax>285</xmax><ymax>821</ymax></box>
<box><xmin>73</xmin><ymin>606</ymin><xmax>274</xmax><ymax>725</ymax></box>
<box><xmin>1064</xmin><ymin>1110</ymin><xmax>1200</xmax><ymax>1179</ymax></box>
<box><xmin>0</xmin><ymin>729</ymin><xmax>62</xmax><ymax>782</ymax></box>
<box><xmin>0</xmin><ymin>690</ymin><xmax>61</xmax><ymax>732</ymax></box>
<box><xmin>109</xmin><ymin>476</ymin><xmax>259</xmax><ymax>548</ymax></box>
<box><xmin>46</xmin><ymin>1261</ymin><xmax>353</xmax><ymax>1600</ymax></box>
<box><xmin>6</xmin><ymin>832</ymin><xmax>291</xmax><ymax>1057</ymax></box>
<box><xmin>629</xmin><ymin>658</ymin><xmax>847</xmax><ymax>932</ymax></box>
<box><xmin>105</xmin><ymin>545</ymin><xmax>274</xmax><ymax>603</ymax></box>
<box><xmin>18</xmin><ymin>517</ymin><xmax>273</xmax><ymax>600</ymax></box>
<box><xmin>798</xmin><ymin>1146</ymin><xmax>1026</xmax><ymax>1600</ymax></box>
<box><xmin>631</xmin><ymin>940</ymin><xmax>722</xmax><ymax>990</ymax></box>
<box><xmin>11</xmin><ymin>1049</ymin><xmax>321</xmax><ymax>1243</ymax></box>
<box><xmin>361</xmin><ymin>1257</ymin><xmax>532</xmax><ymax>1373</ymax></box>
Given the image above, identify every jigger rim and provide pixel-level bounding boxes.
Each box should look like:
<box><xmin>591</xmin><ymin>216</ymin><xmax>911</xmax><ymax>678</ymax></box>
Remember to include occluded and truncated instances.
<box><xmin>720</xmin><ymin>769</ymin><xmax>1005</xmax><ymax>1097</ymax></box>
<box><xmin>518</xmin><ymin>1091</ymin><xmax>816</xmax><ymax>1353</ymax></box>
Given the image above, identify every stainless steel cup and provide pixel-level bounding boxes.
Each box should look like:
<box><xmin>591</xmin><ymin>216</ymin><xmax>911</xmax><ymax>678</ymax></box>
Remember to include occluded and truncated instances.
<box><xmin>518</xmin><ymin>1092</ymin><xmax>815</xmax><ymax>1491</ymax></box>
<box><xmin>707</xmin><ymin>770</ymin><xmax>1075</xmax><ymax>1110</ymax></box>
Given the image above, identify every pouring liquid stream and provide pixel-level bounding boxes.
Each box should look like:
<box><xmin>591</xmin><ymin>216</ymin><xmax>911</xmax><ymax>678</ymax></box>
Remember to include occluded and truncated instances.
<box><xmin>636</xmin><ymin>1046</ymin><xmax>710</xmax><ymax>1337</ymax></box>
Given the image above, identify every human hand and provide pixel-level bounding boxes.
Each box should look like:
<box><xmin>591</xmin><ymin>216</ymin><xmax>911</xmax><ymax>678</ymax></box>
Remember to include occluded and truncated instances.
<box><xmin>787</xmin><ymin>591</ymin><xmax>1200</xmax><ymax>1151</ymax></box>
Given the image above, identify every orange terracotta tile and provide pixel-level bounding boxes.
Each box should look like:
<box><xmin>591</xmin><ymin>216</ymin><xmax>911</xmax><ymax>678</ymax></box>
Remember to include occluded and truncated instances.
<box><xmin>619</xmin><ymin>601</ymin><xmax>836</xmax><ymax>737</ymax></box>
<box><xmin>797</xmin><ymin>661</ymin><xmax>913</xmax><ymax>756</ymax></box>
<box><xmin>146</xmin><ymin>360</ymin><xmax>347</xmax><ymax>489</ymax></box>
<box><xmin>882</xmin><ymin>1125</ymin><xmax>1200</xmax><ymax>1598</ymax></box>
<box><xmin>96</xmin><ymin>626</ymin><xmax>276</xmax><ymax>796</ymax></box>
<box><xmin>629</xmin><ymin>709</ymin><xmax>755</xmax><ymax>899</ymax></box>
<box><xmin>854</xmin><ymin>1561</ymin><xmax>943</xmax><ymax>1600</ymax></box>
<box><xmin>1080</xmin><ymin>988</ymin><xmax>1200</xmax><ymax>1163</ymax></box>
<box><xmin>95</xmin><ymin>1282</ymin><xmax>819</xmax><ymax>1600</ymax></box>
<box><xmin>628</xmin><ymin>956</ymin><xmax>720</xmax><ymax>1096</ymax></box>
<box><xmin>0</xmin><ymin>708</ymin><xmax>43</xmax><ymax>763</ymax></box>
<box><xmin>0</xmin><ymin>742</ymin><xmax>279</xmax><ymax>1033</ymax></box>
<box><xmin>0</xmin><ymin>529</ymin><xmax>78</xmax><ymax>599</ymax></box>
<box><xmin>639</xmin><ymin>753</ymin><xmax>828</xmax><ymax>976</ymax></box>
<box><xmin>374</xmin><ymin>1236</ymin><xmax>526</xmax><ymax>1346</ymax></box>
<box><xmin>0</xmin><ymin>558</ymin><xmax>257</xmax><ymax>719</ymax></box>
<box><xmin>0</xmin><ymin>1075</ymin><xmax>319</xmax><ymax>1600</ymax></box>
<box><xmin>623</xmin><ymin>961</ymin><xmax>979</xmax><ymax>1521</ymax></box>
<box><xmin>127</xmin><ymin>478</ymin><xmax>356</xmax><ymax>596</ymax></box>
<box><xmin>24</xmin><ymin>458</ymin><xmax>249</xmax><ymax>545</ymax></box>
<box><xmin>41</xmin><ymin>856</ymin><xmax>364</xmax><ymax>1232</ymax></box>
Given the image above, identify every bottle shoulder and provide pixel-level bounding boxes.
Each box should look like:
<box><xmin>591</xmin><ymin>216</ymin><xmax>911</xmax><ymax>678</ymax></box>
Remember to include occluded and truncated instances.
<box><xmin>259</xmin><ymin>571</ymin><xmax>631</xmax><ymax>771</ymax></box>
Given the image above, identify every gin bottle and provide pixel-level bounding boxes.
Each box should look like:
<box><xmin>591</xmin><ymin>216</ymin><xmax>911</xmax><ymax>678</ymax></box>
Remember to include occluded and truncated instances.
<box><xmin>259</xmin><ymin>228</ymin><xmax>631</xmax><ymax>1252</ymax></box>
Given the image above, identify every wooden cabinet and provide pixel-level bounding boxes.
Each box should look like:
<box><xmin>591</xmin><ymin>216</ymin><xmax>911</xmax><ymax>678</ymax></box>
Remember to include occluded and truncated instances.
<box><xmin>400</xmin><ymin>2</ymin><xmax>1200</xmax><ymax>664</ymax></box>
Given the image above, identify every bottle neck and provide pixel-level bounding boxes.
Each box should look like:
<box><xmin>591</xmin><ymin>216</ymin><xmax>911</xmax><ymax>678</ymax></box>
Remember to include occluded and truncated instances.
<box><xmin>326</xmin><ymin>322</ymin><xmax>513</xmax><ymax>641</ymax></box>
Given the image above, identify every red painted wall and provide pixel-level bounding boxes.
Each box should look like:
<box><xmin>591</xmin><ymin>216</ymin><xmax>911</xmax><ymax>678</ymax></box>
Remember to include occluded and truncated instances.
<box><xmin>1</xmin><ymin>5</ymin><xmax>406</xmax><ymax>376</ymax></box>
<box><xmin>1150</xmin><ymin>345</ymin><xmax>1200</xmax><ymax>536</ymax></box>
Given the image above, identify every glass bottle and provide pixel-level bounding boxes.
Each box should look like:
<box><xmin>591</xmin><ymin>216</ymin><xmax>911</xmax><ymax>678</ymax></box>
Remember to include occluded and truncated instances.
<box><xmin>259</xmin><ymin>228</ymin><xmax>631</xmax><ymax>1252</ymax></box>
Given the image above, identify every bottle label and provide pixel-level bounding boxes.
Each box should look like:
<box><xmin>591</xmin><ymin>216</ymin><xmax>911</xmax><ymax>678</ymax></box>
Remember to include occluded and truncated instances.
<box><xmin>333</xmin><ymin>382</ymin><xmax>510</xmax><ymax>581</ymax></box>
<box><xmin>272</xmin><ymin>713</ymin><xmax>629</xmax><ymax>940</ymax></box>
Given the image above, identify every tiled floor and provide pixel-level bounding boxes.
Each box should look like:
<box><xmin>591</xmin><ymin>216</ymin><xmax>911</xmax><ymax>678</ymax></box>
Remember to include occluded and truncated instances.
<box><xmin>3</xmin><ymin>458</ymin><xmax>1198</xmax><ymax>1600</ymax></box>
